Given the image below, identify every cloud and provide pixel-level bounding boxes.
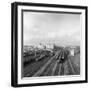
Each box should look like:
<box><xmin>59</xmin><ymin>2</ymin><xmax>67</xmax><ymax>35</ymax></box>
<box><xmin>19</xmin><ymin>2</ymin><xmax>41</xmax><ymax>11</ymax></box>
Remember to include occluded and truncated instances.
<box><xmin>23</xmin><ymin>12</ymin><xmax>80</xmax><ymax>46</ymax></box>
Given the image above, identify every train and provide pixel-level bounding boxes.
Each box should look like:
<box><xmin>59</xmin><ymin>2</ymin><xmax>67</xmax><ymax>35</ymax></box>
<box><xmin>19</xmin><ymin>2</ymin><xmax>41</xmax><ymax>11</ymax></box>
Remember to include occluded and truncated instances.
<box><xmin>59</xmin><ymin>49</ymin><xmax>70</xmax><ymax>63</ymax></box>
<box><xmin>23</xmin><ymin>48</ymin><xmax>70</xmax><ymax>67</ymax></box>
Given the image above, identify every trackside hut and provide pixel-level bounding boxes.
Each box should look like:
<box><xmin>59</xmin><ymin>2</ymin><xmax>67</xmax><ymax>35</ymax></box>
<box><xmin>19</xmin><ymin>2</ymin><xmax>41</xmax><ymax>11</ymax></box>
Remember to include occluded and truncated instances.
<box><xmin>69</xmin><ymin>47</ymin><xmax>76</xmax><ymax>56</ymax></box>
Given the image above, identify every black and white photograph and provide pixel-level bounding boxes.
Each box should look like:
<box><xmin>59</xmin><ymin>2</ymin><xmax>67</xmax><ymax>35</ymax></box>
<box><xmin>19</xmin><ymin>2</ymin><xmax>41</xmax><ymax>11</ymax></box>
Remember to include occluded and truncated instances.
<box><xmin>22</xmin><ymin>11</ymin><xmax>80</xmax><ymax>77</ymax></box>
<box><xmin>11</xmin><ymin>2</ymin><xmax>88</xmax><ymax>87</ymax></box>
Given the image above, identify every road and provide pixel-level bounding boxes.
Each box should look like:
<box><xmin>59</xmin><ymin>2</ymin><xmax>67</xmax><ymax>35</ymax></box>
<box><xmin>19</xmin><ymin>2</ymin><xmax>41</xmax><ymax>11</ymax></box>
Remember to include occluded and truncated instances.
<box><xmin>23</xmin><ymin>49</ymin><xmax>80</xmax><ymax>77</ymax></box>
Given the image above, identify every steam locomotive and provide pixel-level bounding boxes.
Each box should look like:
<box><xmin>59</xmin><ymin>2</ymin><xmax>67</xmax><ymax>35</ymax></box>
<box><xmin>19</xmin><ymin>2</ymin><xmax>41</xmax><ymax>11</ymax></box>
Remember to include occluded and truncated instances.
<box><xmin>59</xmin><ymin>50</ymin><xmax>69</xmax><ymax>63</ymax></box>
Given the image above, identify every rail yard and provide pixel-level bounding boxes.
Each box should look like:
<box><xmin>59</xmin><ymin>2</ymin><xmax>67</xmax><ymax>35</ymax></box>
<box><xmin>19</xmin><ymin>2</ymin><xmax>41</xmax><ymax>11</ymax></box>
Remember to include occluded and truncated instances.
<box><xmin>22</xmin><ymin>46</ymin><xmax>80</xmax><ymax>77</ymax></box>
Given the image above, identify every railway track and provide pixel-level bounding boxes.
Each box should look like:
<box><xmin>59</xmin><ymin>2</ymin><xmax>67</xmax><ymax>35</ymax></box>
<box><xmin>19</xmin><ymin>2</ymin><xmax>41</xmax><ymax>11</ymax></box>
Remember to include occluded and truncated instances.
<box><xmin>23</xmin><ymin>49</ymin><xmax>79</xmax><ymax>77</ymax></box>
<box><xmin>32</xmin><ymin>51</ymin><xmax>60</xmax><ymax>77</ymax></box>
<box><xmin>67</xmin><ymin>58</ymin><xmax>76</xmax><ymax>75</ymax></box>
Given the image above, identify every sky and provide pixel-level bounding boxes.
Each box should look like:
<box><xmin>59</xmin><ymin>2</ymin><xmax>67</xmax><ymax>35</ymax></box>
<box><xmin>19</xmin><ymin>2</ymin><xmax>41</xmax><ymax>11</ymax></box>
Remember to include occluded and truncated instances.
<box><xmin>23</xmin><ymin>11</ymin><xmax>81</xmax><ymax>46</ymax></box>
